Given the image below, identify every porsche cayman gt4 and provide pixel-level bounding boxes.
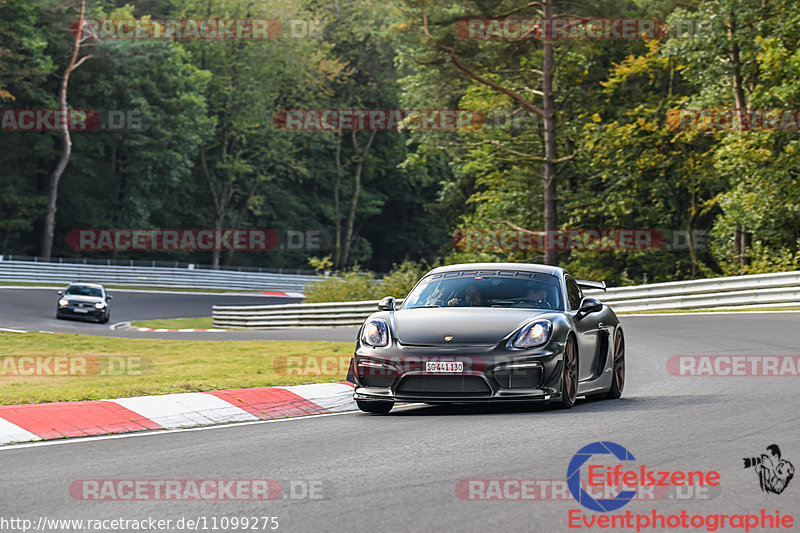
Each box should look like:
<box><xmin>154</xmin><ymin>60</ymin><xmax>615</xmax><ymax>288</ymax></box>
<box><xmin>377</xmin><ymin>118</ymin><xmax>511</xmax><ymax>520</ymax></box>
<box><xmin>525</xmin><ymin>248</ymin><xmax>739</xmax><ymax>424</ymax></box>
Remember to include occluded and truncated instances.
<box><xmin>347</xmin><ymin>263</ymin><xmax>625</xmax><ymax>414</ymax></box>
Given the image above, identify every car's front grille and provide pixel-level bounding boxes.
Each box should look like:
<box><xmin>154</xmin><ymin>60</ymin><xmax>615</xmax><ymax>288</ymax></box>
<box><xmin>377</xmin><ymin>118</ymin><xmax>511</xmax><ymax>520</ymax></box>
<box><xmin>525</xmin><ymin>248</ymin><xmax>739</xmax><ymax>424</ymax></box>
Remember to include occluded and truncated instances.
<box><xmin>360</xmin><ymin>374</ymin><xmax>397</xmax><ymax>388</ymax></box>
<box><xmin>396</xmin><ymin>376</ymin><xmax>492</xmax><ymax>396</ymax></box>
<box><xmin>68</xmin><ymin>300</ymin><xmax>95</xmax><ymax>308</ymax></box>
<box><xmin>493</xmin><ymin>366</ymin><xmax>543</xmax><ymax>389</ymax></box>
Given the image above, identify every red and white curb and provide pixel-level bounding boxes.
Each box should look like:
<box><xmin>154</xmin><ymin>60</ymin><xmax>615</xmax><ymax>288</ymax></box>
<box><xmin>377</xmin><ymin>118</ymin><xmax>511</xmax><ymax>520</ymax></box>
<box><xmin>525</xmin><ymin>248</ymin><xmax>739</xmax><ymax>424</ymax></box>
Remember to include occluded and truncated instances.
<box><xmin>110</xmin><ymin>321</ymin><xmax>230</xmax><ymax>333</ymax></box>
<box><xmin>0</xmin><ymin>382</ymin><xmax>355</xmax><ymax>446</ymax></box>
<box><xmin>261</xmin><ymin>291</ymin><xmax>306</xmax><ymax>298</ymax></box>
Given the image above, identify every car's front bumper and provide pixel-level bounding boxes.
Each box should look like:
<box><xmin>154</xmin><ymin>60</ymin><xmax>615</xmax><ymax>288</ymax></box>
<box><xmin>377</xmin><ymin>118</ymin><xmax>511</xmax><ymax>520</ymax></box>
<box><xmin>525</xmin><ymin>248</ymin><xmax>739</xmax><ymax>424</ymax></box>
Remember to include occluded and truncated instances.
<box><xmin>349</xmin><ymin>342</ymin><xmax>567</xmax><ymax>404</ymax></box>
<box><xmin>58</xmin><ymin>306</ymin><xmax>107</xmax><ymax>318</ymax></box>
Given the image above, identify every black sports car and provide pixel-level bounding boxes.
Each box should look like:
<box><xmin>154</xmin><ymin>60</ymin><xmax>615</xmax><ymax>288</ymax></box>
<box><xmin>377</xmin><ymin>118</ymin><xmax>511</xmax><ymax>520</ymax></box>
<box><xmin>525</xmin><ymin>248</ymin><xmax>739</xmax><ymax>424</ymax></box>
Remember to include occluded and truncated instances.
<box><xmin>347</xmin><ymin>263</ymin><xmax>624</xmax><ymax>414</ymax></box>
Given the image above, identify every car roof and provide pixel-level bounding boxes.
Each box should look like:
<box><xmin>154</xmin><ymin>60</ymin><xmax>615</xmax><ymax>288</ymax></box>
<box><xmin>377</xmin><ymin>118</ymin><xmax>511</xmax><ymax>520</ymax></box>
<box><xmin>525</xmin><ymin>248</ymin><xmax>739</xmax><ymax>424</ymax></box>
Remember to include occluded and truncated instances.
<box><xmin>67</xmin><ymin>282</ymin><xmax>105</xmax><ymax>289</ymax></box>
<box><xmin>426</xmin><ymin>262</ymin><xmax>564</xmax><ymax>277</ymax></box>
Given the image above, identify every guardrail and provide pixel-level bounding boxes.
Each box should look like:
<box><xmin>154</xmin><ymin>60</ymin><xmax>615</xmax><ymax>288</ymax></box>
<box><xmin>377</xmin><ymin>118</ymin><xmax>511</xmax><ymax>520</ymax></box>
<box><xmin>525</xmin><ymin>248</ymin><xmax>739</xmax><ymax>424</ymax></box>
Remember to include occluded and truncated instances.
<box><xmin>0</xmin><ymin>260</ymin><xmax>317</xmax><ymax>292</ymax></box>
<box><xmin>212</xmin><ymin>270</ymin><xmax>800</xmax><ymax>328</ymax></box>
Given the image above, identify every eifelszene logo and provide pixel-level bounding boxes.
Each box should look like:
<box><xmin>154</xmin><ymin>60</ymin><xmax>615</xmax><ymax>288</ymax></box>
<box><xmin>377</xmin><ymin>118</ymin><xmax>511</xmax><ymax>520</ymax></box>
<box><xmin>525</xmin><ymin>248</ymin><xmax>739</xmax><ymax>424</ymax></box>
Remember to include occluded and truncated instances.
<box><xmin>567</xmin><ymin>441</ymin><xmax>638</xmax><ymax>512</ymax></box>
<box><xmin>567</xmin><ymin>441</ymin><xmax>721</xmax><ymax>512</ymax></box>
<box><xmin>744</xmin><ymin>445</ymin><xmax>794</xmax><ymax>495</ymax></box>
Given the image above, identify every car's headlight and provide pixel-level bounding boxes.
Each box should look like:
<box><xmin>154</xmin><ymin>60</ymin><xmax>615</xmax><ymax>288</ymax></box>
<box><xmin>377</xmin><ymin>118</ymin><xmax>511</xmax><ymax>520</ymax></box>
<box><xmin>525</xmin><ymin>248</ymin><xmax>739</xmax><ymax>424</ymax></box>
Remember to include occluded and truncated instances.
<box><xmin>361</xmin><ymin>319</ymin><xmax>389</xmax><ymax>347</ymax></box>
<box><xmin>512</xmin><ymin>320</ymin><xmax>552</xmax><ymax>349</ymax></box>
<box><xmin>94</xmin><ymin>302</ymin><xmax>106</xmax><ymax>309</ymax></box>
<box><xmin>58</xmin><ymin>298</ymin><xmax>69</xmax><ymax>306</ymax></box>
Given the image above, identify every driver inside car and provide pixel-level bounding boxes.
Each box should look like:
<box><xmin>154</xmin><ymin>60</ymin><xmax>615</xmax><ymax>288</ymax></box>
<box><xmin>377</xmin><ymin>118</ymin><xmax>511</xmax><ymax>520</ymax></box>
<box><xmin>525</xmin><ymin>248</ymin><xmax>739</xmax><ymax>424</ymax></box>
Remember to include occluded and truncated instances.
<box><xmin>527</xmin><ymin>287</ymin><xmax>550</xmax><ymax>308</ymax></box>
<box><xmin>447</xmin><ymin>284</ymin><xmax>485</xmax><ymax>307</ymax></box>
<box><xmin>511</xmin><ymin>285</ymin><xmax>552</xmax><ymax>308</ymax></box>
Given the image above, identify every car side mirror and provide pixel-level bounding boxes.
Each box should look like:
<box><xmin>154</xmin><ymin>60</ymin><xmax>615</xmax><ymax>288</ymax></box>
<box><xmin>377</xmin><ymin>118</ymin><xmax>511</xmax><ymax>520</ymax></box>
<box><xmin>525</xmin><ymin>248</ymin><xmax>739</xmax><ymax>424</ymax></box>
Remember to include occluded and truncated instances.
<box><xmin>577</xmin><ymin>297</ymin><xmax>603</xmax><ymax>318</ymax></box>
<box><xmin>377</xmin><ymin>296</ymin><xmax>396</xmax><ymax>311</ymax></box>
<box><xmin>106</xmin><ymin>294</ymin><xmax>113</xmax><ymax>300</ymax></box>
<box><xmin>57</xmin><ymin>290</ymin><xmax>63</xmax><ymax>295</ymax></box>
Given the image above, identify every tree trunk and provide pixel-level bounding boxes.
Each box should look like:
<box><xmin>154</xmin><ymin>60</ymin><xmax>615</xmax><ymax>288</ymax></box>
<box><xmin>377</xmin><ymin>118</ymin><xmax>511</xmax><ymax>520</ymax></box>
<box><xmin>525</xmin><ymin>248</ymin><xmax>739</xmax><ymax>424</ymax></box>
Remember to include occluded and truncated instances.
<box><xmin>211</xmin><ymin>218</ymin><xmax>222</xmax><ymax>269</ymax></box>
<box><xmin>333</xmin><ymin>132</ymin><xmax>343</xmax><ymax>269</ymax></box>
<box><xmin>728</xmin><ymin>11</ymin><xmax>750</xmax><ymax>267</ymax></box>
<box><xmin>223</xmin><ymin>172</ymin><xmax>260</xmax><ymax>266</ymax></box>
<box><xmin>418</xmin><ymin>1</ymin><xmax>559</xmax><ymax>265</ymax></box>
<box><xmin>40</xmin><ymin>0</ymin><xmax>92</xmax><ymax>260</ymax></box>
<box><xmin>339</xmin><ymin>130</ymin><xmax>376</xmax><ymax>270</ymax></box>
<box><xmin>739</xmin><ymin>229</ymin><xmax>751</xmax><ymax>267</ymax></box>
<box><xmin>728</xmin><ymin>11</ymin><xmax>748</xmax><ymax>132</ymax></box>
<box><xmin>541</xmin><ymin>0</ymin><xmax>558</xmax><ymax>266</ymax></box>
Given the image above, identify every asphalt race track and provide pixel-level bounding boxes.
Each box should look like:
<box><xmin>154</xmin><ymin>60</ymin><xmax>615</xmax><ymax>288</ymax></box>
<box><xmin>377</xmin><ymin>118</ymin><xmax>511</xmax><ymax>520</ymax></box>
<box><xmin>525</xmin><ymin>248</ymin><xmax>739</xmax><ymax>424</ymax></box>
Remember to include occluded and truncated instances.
<box><xmin>1</xmin><ymin>313</ymin><xmax>798</xmax><ymax>532</ymax></box>
<box><xmin>0</xmin><ymin>287</ymin><xmax>357</xmax><ymax>341</ymax></box>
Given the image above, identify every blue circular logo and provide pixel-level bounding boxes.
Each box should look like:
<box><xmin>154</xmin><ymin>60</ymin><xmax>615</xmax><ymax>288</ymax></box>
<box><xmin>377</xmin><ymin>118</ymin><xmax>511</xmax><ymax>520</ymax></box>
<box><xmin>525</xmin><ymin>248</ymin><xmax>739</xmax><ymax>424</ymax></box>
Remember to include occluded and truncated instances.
<box><xmin>567</xmin><ymin>441</ymin><xmax>637</xmax><ymax>512</ymax></box>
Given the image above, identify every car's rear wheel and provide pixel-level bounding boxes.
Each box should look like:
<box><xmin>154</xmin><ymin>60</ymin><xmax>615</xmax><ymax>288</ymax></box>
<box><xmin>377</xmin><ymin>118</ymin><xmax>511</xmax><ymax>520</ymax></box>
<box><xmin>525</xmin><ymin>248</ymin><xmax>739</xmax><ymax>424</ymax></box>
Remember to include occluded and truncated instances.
<box><xmin>602</xmin><ymin>329</ymin><xmax>625</xmax><ymax>399</ymax></box>
<box><xmin>356</xmin><ymin>400</ymin><xmax>394</xmax><ymax>414</ymax></box>
<box><xmin>555</xmin><ymin>336</ymin><xmax>578</xmax><ymax>409</ymax></box>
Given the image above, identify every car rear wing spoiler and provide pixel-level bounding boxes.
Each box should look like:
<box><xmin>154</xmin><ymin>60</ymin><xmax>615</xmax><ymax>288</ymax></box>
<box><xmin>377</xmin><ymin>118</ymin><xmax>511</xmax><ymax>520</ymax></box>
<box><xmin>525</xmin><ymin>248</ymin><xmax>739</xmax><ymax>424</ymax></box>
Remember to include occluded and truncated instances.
<box><xmin>577</xmin><ymin>280</ymin><xmax>607</xmax><ymax>292</ymax></box>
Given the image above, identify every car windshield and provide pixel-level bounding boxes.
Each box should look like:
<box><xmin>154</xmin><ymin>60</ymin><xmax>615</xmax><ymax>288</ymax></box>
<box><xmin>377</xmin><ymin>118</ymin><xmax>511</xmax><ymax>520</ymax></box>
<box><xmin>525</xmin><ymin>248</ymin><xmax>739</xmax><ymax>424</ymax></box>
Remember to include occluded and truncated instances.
<box><xmin>402</xmin><ymin>271</ymin><xmax>563</xmax><ymax>310</ymax></box>
<box><xmin>65</xmin><ymin>285</ymin><xmax>103</xmax><ymax>297</ymax></box>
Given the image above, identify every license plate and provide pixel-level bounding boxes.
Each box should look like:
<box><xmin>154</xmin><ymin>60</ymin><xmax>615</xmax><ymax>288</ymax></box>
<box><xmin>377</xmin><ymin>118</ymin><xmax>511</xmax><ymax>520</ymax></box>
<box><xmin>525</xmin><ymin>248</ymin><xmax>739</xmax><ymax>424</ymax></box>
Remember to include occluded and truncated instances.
<box><xmin>74</xmin><ymin>307</ymin><xmax>88</xmax><ymax>313</ymax></box>
<box><xmin>425</xmin><ymin>361</ymin><xmax>464</xmax><ymax>373</ymax></box>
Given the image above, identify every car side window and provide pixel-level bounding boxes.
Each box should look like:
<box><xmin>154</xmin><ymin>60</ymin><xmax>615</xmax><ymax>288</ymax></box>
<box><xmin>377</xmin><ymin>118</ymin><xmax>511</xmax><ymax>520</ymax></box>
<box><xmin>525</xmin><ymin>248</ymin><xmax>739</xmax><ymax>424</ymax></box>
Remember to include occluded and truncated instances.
<box><xmin>565</xmin><ymin>277</ymin><xmax>583</xmax><ymax>311</ymax></box>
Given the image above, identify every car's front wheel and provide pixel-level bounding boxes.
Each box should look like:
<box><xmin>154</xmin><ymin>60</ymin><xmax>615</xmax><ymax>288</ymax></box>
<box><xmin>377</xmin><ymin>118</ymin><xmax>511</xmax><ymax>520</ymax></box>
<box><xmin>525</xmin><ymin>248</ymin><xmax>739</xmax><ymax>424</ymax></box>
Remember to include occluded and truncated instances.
<box><xmin>602</xmin><ymin>329</ymin><xmax>625</xmax><ymax>399</ymax></box>
<box><xmin>356</xmin><ymin>400</ymin><xmax>394</xmax><ymax>414</ymax></box>
<box><xmin>555</xmin><ymin>336</ymin><xmax>578</xmax><ymax>409</ymax></box>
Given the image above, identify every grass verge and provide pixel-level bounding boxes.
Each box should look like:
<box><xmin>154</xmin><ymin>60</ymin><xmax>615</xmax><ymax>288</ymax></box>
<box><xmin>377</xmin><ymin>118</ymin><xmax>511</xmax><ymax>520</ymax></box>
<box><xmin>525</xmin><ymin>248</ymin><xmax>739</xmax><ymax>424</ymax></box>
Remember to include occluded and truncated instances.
<box><xmin>0</xmin><ymin>331</ymin><xmax>353</xmax><ymax>405</ymax></box>
<box><xmin>130</xmin><ymin>317</ymin><xmax>215</xmax><ymax>329</ymax></box>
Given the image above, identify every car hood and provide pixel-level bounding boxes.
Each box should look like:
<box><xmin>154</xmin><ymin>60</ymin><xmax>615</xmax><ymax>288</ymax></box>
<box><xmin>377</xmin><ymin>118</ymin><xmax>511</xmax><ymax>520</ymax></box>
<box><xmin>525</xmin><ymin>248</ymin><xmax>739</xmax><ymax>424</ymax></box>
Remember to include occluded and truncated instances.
<box><xmin>64</xmin><ymin>295</ymin><xmax>103</xmax><ymax>303</ymax></box>
<box><xmin>392</xmin><ymin>308</ymin><xmax>549</xmax><ymax>345</ymax></box>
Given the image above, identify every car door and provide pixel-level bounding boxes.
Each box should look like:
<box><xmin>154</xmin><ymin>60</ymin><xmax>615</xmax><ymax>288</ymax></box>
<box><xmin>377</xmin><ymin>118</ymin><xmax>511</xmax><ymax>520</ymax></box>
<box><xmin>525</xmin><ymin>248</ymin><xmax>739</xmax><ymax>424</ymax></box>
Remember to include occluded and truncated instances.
<box><xmin>565</xmin><ymin>276</ymin><xmax>603</xmax><ymax>381</ymax></box>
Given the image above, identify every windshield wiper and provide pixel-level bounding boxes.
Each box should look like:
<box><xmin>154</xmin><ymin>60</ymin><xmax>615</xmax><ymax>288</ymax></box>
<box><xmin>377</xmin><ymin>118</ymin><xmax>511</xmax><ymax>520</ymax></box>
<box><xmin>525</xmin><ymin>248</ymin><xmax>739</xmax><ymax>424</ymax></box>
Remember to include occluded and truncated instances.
<box><xmin>412</xmin><ymin>305</ymin><xmax>441</xmax><ymax>308</ymax></box>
